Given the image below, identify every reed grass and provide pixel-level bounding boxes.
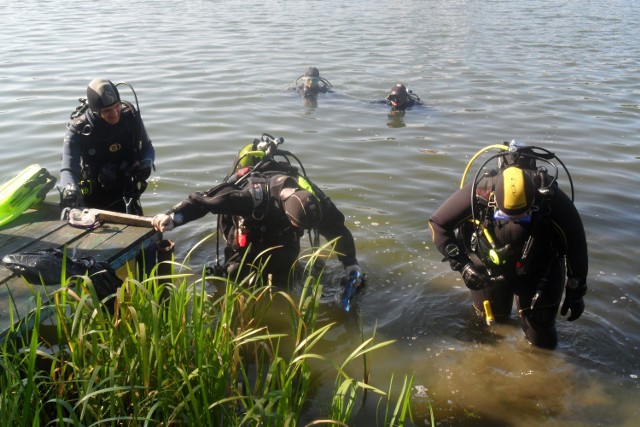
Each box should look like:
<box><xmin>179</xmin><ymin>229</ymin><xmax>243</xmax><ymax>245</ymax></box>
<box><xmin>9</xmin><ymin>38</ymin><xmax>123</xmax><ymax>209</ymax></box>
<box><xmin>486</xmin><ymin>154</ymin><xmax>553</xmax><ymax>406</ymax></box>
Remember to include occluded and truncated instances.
<box><xmin>0</xmin><ymin>240</ymin><xmax>421</xmax><ymax>426</ymax></box>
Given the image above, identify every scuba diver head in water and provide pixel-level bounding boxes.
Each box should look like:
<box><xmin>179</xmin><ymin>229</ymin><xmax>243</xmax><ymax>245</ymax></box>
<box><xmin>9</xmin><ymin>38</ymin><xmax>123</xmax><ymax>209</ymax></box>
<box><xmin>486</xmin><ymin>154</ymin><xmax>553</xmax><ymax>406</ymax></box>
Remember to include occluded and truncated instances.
<box><xmin>87</xmin><ymin>78</ymin><xmax>122</xmax><ymax>125</ymax></box>
<box><xmin>386</xmin><ymin>83</ymin><xmax>421</xmax><ymax>110</ymax></box>
<box><xmin>294</xmin><ymin>67</ymin><xmax>333</xmax><ymax>97</ymax></box>
<box><xmin>304</xmin><ymin>67</ymin><xmax>321</xmax><ymax>93</ymax></box>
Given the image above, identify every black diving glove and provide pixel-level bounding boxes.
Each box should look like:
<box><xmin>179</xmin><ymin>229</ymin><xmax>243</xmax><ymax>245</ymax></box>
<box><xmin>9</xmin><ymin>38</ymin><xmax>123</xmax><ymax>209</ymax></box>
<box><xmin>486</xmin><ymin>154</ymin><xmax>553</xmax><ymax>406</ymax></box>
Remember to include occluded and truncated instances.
<box><xmin>445</xmin><ymin>244</ymin><xmax>488</xmax><ymax>291</ymax></box>
<box><xmin>560</xmin><ymin>277</ymin><xmax>587</xmax><ymax>321</ymax></box>
<box><xmin>98</xmin><ymin>163</ymin><xmax>119</xmax><ymax>190</ymax></box>
<box><xmin>131</xmin><ymin>158</ymin><xmax>153</xmax><ymax>181</ymax></box>
<box><xmin>460</xmin><ymin>263</ymin><xmax>489</xmax><ymax>291</ymax></box>
<box><xmin>61</xmin><ymin>183</ymin><xmax>81</xmax><ymax>210</ymax></box>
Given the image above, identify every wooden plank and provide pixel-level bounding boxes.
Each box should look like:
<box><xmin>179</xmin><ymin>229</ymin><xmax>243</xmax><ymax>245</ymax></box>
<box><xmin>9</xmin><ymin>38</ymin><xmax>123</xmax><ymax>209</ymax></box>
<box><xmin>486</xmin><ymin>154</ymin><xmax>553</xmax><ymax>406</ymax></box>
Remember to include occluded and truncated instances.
<box><xmin>98</xmin><ymin>225</ymin><xmax>161</xmax><ymax>269</ymax></box>
<box><xmin>0</xmin><ymin>226</ymin><xmax>91</xmax><ymax>283</ymax></box>
<box><xmin>1</xmin><ymin>203</ymin><xmax>162</xmax><ymax>341</ymax></box>
<box><xmin>0</xmin><ymin>206</ymin><xmax>68</xmax><ymax>251</ymax></box>
<box><xmin>44</xmin><ymin>224</ymin><xmax>160</xmax><ymax>272</ymax></box>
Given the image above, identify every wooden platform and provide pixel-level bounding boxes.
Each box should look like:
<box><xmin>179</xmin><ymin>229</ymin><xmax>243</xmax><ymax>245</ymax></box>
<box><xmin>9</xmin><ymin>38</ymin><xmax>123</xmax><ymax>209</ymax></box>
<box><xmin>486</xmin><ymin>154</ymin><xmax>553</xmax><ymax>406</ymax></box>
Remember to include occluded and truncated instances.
<box><xmin>0</xmin><ymin>202</ymin><xmax>161</xmax><ymax>340</ymax></box>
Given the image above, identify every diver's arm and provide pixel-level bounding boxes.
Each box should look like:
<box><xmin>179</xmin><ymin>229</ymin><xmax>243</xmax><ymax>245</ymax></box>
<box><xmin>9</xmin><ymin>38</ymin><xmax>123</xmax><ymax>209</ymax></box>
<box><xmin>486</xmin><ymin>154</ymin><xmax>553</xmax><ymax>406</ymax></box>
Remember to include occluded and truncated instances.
<box><xmin>317</xmin><ymin>198</ymin><xmax>358</xmax><ymax>267</ymax></box>
<box><xmin>428</xmin><ymin>184</ymin><xmax>474</xmax><ymax>267</ymax></box>
<box><xmin>550</xmin><ymin>189</ymin><xmax>588</xmax><ymax>281</ymax></box>
<box><xmin>166</xmin><ymin>183</ymin><xmax>254</xmax><ymax>227</ymax></box>
<box><xmin>60</xmin><ymin>129</ymin><xmax>83</xmax><ymax>189</ymax></box>
<box><xmin>137</xmin><ymin>119</ymin><xmax>155</xmax><ymax>163</ymax></box>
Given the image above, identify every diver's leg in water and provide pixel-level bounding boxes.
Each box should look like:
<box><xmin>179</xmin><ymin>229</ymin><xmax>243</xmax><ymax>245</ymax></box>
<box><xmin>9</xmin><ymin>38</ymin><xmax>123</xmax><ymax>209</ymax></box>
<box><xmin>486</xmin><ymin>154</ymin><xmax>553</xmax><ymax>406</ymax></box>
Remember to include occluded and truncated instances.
<box><xmin>515</xmin><ymin>264</ymin><xmax>564</xmax><ymax>350</ymax></box>
<box><xmin>470</xmin><ymin>281</ymin><xmax>514</xmax><ymax>322</ymax></box>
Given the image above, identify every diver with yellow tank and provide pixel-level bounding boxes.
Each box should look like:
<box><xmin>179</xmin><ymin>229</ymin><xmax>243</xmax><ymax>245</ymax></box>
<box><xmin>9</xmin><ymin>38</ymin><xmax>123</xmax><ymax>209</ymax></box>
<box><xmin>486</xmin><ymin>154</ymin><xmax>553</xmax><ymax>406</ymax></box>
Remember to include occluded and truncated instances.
<box><xmin>428</xmin><ymin>140</ymin><xmax>589</xmax><ymax>349</ymax></box>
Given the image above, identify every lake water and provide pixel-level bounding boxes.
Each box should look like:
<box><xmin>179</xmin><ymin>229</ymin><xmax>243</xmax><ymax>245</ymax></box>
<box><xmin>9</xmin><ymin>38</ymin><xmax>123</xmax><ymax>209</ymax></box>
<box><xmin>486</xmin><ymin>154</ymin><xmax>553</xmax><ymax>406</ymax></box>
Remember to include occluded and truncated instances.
<box><xmin>2</xmin><ymin>0</ymin><xmax>639</xmax><ymax>425</ymax></box>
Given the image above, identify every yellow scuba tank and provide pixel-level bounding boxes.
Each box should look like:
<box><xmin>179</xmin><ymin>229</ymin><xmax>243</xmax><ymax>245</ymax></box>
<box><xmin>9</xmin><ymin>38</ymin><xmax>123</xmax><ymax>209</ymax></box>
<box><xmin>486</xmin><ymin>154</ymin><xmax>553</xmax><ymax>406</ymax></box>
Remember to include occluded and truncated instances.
<box><xmin>0</xmin><ymin>164</ymin><xmax>56</xmax><ymax>227</ymax></box>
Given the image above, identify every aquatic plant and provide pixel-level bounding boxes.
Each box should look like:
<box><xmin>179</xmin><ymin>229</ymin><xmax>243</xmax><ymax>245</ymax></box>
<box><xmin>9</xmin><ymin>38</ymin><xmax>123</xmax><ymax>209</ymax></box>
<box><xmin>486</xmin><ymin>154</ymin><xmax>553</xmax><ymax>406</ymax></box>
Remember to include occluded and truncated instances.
<box><xmin>0</xmin><ymin>240</ymin><xmax>418</xmax><ymax>426</ymax></box>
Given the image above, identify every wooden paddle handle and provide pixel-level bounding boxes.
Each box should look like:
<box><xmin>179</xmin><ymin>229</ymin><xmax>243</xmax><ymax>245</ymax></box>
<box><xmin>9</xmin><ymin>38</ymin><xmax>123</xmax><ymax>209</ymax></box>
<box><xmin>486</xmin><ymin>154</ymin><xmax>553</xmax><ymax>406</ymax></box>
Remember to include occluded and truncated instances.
<box><xmin>94</xmin><ymin>210</ymin><xmax>154</xmax><ymax>228</ymax></box>
<box><xmin>67</xmin><ymin>208</ymin><xmax>155</xmax><ymax>229</ymax></box>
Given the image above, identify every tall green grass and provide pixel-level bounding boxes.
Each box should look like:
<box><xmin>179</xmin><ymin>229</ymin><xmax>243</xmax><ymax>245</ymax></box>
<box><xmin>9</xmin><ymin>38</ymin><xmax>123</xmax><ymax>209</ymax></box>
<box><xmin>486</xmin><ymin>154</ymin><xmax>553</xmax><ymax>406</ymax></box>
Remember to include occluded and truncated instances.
<box><xmin>1</xmin><ymin>241</ymin><xmax>420</xmax><ymax>426</ymax></box>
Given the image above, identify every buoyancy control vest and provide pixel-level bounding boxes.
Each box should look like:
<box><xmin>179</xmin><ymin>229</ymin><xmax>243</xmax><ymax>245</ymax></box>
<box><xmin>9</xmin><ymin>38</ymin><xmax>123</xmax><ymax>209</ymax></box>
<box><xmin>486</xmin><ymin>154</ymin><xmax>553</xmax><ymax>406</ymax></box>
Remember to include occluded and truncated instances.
<box><xmin>465</xmin><ymin>149</ymin><xmax>564</xmax><ymax>280</ymax></box>
<box><xmin>222</xmin><ymin>171</ymin><xmax>313</xmax><ymax>253</ymax></box>
<box><xmin>210</xmin><ymin>134</ymin><xmax>331</xmax><ymax>274</ymax></box>
<box><xmin>67</xmin><ymin>101</ymin><xmax>145</xmax><ymax>195</ymax></box>
<box><xmin>471</xmin><ymin>173</ymin><xmax>542</xmax><ymax>278</ymax></box>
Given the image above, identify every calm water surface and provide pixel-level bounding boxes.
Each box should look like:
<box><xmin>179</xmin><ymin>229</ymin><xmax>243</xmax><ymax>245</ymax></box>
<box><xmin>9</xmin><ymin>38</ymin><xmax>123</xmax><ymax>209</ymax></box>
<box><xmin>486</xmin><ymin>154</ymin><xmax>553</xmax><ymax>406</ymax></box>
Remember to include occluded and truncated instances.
<box><xmin>2</xmin><ymin>1</ymin><xmax>639</xmax><ymax>425</ymax></box>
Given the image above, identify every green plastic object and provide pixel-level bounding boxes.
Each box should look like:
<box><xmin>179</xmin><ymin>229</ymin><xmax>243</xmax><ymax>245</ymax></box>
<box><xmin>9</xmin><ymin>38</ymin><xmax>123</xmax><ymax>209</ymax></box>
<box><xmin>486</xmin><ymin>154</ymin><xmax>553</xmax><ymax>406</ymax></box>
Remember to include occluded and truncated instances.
<box><xmin>236</xmin><ymin>143</ymin><xmax>265</xmax><ymax>169</ymax></box>
<box><xmin>0</xmin><ymin>164</ymin><xmax>56</xmax><ymax>227</ymax></box>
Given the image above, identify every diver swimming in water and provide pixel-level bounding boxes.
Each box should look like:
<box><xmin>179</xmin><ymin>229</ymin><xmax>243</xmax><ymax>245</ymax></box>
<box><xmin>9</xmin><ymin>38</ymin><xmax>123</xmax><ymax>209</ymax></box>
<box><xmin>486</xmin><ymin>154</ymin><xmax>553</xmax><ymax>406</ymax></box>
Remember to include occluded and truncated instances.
<box><xmin>370</xmin><ymin>83</ymin><xmax>424</xmax><ymax>127</ymax></box>
<box><xmin>291</xmin><ymin>67</ymin><xmax>333</xmax><ymax>98</ymax></box>
<box><xmin>384</xmin><ymin>83</ymin><xmax>422</xmax><ymax>111</ymax></box>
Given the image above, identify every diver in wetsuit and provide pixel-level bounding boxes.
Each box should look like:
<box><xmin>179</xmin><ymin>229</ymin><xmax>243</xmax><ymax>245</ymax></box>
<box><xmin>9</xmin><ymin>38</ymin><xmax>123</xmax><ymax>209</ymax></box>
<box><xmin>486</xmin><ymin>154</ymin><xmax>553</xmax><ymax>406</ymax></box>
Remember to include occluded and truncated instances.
<box><xmin>384</xmin><ymin>83</ymin><xmax>421</xmax><ymax>110</ymax></box>
<box><xmin>60</xmin><ymin>78</ymin><xmax>155</xmax><ymax>215</ymax></box>
<box><xmin>292</xmin><ymin>67</ymin><xmax>333</xmax><ymax>98</ymax></box>
<box><xmin>429</xmin><ymin>142</ymin><xmax>588</xmax><ymax>349</ymax></box>
<box><xmin>151</xmin><ymin>134</ymin><xmax>362</xmax><ymax>288</ymax></box>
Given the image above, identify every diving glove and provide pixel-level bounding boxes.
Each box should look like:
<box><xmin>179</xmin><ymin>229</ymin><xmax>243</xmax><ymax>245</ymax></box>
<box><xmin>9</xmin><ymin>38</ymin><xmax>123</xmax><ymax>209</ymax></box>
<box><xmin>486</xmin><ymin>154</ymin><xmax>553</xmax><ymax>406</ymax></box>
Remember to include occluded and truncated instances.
<box><xmin>560</xmin><ymin>277</ymin><xmax>586</xmax><ymax>321</ymax></box>
<box><xmin>61</xmin><ymin>183</ymin><xmax>82</xmax><ymax>210</ymax></box>
<box><xmin>132</xmin><ymin>158</ymin><xmax>153</xmax><ymax>181</ymax></box>
<box><xmin>460</xmin><ymin>263</ymin><xmax>488</xmax><ymax>291</ymax></box>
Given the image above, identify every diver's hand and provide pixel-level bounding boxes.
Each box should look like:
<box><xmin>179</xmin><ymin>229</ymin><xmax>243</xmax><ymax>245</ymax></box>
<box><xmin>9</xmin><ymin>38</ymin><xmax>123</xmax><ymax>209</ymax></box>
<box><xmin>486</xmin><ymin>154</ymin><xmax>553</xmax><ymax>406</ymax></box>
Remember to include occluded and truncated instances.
<box><xmin>344</xmin><ymin>264</ymin><xmax>363</xmax><ymax>288</ymax></box>
<box><xmin>131</xmin><ymin>158</ymin><xmax>153</xmax><ymax>181</ymax></box>
<box><xmin>152</xmin><ymin>214</ymin><xmax>174</xmax><ymax>232</ymax></box>
<box><xmin>561</xmin><ymin>278</ymin><xmax>587</xmax><ymax>321</ymax></box>
<box><xmin>341</xmin><ymin>264</ymin><xmax>363</xmax><ymax>312</ymax></box>
<box><xmin>461</xmin><ymin>263</ymin><xmax>488</xmax><ymax>290</ymax></box>
<box><xmin>61</xmin><ymin>183</ymin><xmax>82</xmax><ymax>210</ymax></box>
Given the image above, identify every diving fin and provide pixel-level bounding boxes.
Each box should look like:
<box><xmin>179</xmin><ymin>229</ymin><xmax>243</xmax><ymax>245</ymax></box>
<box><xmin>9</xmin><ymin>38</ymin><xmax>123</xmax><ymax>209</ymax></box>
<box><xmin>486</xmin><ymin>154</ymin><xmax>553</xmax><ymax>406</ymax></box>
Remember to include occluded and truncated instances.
<box><xmin>0</xmin><ymin>164</ymin><xmax>57</xmax><ymax>227</ymax></box>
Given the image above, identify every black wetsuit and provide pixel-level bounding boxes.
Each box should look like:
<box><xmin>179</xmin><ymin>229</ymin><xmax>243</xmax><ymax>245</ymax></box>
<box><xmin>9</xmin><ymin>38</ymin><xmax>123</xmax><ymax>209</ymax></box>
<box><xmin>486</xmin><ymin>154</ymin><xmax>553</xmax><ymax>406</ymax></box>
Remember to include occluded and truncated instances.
<box><xmin>60</xmin><ymin>103</ymin><xmax>154</xmax><ymax>214</ymax></box>
<box><xmin>167</xmin><ymin>162</ymin><xmax>357</xmax><ymax>282</ymax></box>
<box><xmin>429</xmin><ymin>173</ymin><xmax>588</xmax><ymax>349</ymax></box>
